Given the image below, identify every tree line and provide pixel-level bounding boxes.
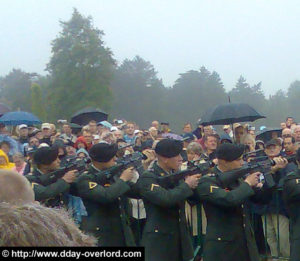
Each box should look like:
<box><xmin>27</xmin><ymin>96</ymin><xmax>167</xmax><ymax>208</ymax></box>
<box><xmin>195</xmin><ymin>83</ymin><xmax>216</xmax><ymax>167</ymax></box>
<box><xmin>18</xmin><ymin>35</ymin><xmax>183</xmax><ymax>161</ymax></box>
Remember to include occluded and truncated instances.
<box><xmin>0</xmin><ymin>9</ymin><xmax>299</xmax><ymax>132</ymax></box>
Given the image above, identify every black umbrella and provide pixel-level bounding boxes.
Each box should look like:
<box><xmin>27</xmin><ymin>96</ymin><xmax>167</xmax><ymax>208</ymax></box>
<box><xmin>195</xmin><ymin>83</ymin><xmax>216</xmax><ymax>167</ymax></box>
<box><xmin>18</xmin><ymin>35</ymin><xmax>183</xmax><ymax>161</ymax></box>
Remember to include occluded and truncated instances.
<box><xmin>256</xmin><ymin>128</ymin><xmax>281</xmax><ymax>142</ymax></box>
<box><xmin>200</xmin><ymin>103</ymin><xmax>265</xmax><ymax>126</ymax></box>
<box><xmin>0</xmin><ymin>103</ymin><xmax>11</xmax><ymax>117</ymax></box>
<box><xmin>69</xmin><ymin>123</ymin><xmax>82</xmax><ymax>129</ymax></box>
<box><xmin>70</xmin><ymin>107</ymin><xmax>108</xmax><ymax>126</ymax></box>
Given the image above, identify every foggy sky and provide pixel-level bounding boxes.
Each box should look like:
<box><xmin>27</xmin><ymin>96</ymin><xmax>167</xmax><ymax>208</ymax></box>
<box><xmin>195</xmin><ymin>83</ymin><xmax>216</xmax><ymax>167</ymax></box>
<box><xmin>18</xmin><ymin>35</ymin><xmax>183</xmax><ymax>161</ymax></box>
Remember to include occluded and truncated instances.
<box><xmin>1</xmin><ymin>0</ymin><xmax>300</xmax><ymax>96</ymax></box>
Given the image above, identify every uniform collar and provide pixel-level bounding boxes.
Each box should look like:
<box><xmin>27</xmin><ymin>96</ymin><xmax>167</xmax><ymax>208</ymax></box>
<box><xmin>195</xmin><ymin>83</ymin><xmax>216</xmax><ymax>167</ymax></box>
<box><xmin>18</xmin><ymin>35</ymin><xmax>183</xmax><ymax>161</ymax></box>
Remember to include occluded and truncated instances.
<box><xmin>153</xmin><ymin>161</ymin><xmax>172</xmax><ymax>177</ymax></box>
<box><xmin>34</xmin><ymin>168</ymin><xmax>45</xmax><ymax>176</ymax></box>
<box><xmin>91</xmin><ymin>164</ymin><xmax>101</xmax><ymax>172</ymax></box>
<box><xmin>214</xmin><ymin>166</ymin><xmax>223</xmax><ymax>174</ymax></box>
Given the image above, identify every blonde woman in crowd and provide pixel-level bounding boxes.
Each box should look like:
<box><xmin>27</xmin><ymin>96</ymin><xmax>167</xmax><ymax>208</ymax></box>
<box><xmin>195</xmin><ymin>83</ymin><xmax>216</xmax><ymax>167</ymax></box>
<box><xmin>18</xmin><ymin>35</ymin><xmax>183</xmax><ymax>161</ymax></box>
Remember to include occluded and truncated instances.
<box><xmin>12</xmin><ymin>153</ymin><xmax>27</xmax><ymax>175</ymax></box>
<box><xmin>241</xmin><ymin>133</ymin><xmax>256</xmax><ymax>152</ymax></box>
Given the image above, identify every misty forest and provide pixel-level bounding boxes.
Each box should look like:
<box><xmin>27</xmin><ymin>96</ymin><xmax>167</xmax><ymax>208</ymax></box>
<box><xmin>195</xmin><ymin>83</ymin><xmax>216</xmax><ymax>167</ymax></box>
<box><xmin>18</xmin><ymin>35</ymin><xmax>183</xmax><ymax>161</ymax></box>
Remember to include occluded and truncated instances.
<box><xmin>1</xmin><ymin>9</ymin><xmax>299</xmax><ymax>131</ymax></box>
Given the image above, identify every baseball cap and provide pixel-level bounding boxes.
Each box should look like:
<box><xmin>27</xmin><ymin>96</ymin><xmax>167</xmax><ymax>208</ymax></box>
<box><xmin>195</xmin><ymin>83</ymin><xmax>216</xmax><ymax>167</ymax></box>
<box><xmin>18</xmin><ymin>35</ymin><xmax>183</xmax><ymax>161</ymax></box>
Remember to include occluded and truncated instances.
<box><xmin>38</xmin><ymin>143</ymin><xmax>50</xmax><ymax>148</ymax></box>
<box><xmin>134</xmin><ymin>130</ymin><xmax>142</xmax><ymax>135</ymax></box>
<box><xmin>41</xmin><ymin>123</ymin><xmax>51</xmax><ymax>130</ymax></box>
<box><xmin>97</xmin><ymin>121</ymin><xmax>112</xmax><ymax>129</ymax></box>
<box><xmin>18</xmin><ymin>124</ymin><xmax>28</xmax><ymax>129</ymax></box>
<box><xmin>265</xmin><ymin>139</ymin><xmax>280</xmax><ymax>147</ymax></box>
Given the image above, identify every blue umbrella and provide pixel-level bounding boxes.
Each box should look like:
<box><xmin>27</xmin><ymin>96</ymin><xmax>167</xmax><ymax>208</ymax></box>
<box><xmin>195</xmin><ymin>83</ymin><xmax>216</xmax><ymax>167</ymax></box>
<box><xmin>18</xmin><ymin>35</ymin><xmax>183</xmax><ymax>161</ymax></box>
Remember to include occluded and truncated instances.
<box><xmin>0</xmin><ymin>111</ymin><xmax>41</xmax><ymax>126</ymax></box>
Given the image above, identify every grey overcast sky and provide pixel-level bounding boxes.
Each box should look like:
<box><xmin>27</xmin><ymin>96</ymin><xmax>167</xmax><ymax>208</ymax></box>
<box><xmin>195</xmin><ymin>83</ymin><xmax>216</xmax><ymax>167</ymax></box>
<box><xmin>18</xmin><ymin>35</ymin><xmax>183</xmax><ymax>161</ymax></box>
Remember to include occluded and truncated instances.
<box><xmin>0</xmin><ymin>0</ymin><xmax>299</xmax><ymax>96</ymax></box>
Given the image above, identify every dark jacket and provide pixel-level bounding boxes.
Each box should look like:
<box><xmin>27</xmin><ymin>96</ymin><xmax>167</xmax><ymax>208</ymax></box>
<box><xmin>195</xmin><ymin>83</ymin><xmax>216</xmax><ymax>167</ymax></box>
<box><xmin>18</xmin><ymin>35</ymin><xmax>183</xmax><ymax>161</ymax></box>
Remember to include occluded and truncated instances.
<box><xmin>193</xmin><ymin>127</ymin><xmax>202</xmax><ymax>139</ymax></box>
<box><xmin>256</xmin><ymin>162</ymin><xmax>297</xmax><ymax>216</ymax></box>
<box><xmin>137</xmin><ymin>162</ymin><xmax>194</xmax><ymax>261</ymax></box>
<box><xmin>25</xmin><ymin>168</ymin><xmax>70</xmax><ymax>208</ymax></box>
<box><xmin>195</xmin><ymin>167</ymin><xmax>261</xmax><ymax>261</ymax></box>
<box><xmin>283</xmin><ymin>169</ymin><xmax>300</xmax><ymax>261</ymax></box>
<box><xmin>76</xmin><ymin>165</ymin><xmax>136</xmax><ymax>246</ymax></box>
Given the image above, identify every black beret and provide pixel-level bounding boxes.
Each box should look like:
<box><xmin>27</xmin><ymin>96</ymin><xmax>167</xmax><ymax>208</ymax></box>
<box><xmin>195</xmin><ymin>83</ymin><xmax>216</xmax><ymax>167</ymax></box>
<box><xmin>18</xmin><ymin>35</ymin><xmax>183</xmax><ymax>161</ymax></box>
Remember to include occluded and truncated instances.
<box><xmin>33</xmin><ymin>147</ymin><xmax>59</xmax><ymax>165</ymax></box>
<box><xmin>155</xmin><ymin>139</ymin><xmax>183</xmax><ymax>158</ymax></box>
<box><xmin>89</xmin><ymin>143</ymin><xmax>118</xmax><ymax>162</ymax></box>
<box><xmin>216</xmin><ymin>143</ymin><xmax>245</xmax><ymax>162</ymax></box>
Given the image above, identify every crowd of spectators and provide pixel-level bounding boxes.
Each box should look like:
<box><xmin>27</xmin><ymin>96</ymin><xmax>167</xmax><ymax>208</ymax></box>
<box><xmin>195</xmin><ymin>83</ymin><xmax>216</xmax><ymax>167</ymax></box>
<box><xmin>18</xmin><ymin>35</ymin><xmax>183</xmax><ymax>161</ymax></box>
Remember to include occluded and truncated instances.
<box><xmin>0</xmin><ymin>116</ymin><xmax>298</xmax><ymax>257</ymax></box>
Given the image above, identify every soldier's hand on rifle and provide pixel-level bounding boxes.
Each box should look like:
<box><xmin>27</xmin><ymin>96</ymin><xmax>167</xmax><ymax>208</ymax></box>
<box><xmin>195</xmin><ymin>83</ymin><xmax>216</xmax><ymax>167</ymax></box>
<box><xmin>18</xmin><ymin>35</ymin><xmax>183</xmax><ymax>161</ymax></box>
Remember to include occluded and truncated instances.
<box><xmin>271</xmin><ymin>157</ymin><xmax>288</xmax><ymax>172</ymax></box>
<box><xmin>212</xmin><ymin>159</ymin><xmax>218</xmax><ymax>165</ymax></box>
<box><xmin>256</xmin><ymin>182</ymin><xmax>263</xmax><ymax>189</ymax></box>
<box><xmin>244</xmin><ymin>172</ymin><xmax>260</xmax><ymax>187</ymax></box>
<box><xmin>120</xmin><ymin>167</ymin><xmax>135</xmax><ymax>182</ymax></box>
<box><xmin>62</xmin><ymin>170</ymin><xmax>77</xmax><ymax>183</ymax></box>
<box><xmin>185</xmin><ymin>174</ymin><xmax>202</xmax><ymax>189</ymax></box>
<box><xmin>142</xmin><ymin>149</ymin><xmax>156</xmax><ymax>170</ymax></box>
<box><xmin>142</xmin><ymin>149</ymin><xmax>156</xmax><ymax>164</ymax></box>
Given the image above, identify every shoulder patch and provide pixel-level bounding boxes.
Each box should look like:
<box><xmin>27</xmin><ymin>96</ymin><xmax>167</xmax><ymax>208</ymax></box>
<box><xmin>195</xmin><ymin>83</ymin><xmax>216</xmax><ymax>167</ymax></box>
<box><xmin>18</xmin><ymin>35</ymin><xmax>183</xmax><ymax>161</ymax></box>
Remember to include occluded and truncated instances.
<box><xmin>31</xmin><ymin>182</ymin><xmax>39</xmax><ymax>189</ymax></box>
<box><xmin>210</xmin><ymin>185</ymin><xmax>219</xmax><ymax>193</ymax></box>
<box><xmin>89</xmin><ymin>182</ymin><xmax>98</xmax><ymax>189</ymax></box>
<box><xmin>151</xmin><ymin>184</ymin><xmax>160</xmax><ymax>191</ymax></box>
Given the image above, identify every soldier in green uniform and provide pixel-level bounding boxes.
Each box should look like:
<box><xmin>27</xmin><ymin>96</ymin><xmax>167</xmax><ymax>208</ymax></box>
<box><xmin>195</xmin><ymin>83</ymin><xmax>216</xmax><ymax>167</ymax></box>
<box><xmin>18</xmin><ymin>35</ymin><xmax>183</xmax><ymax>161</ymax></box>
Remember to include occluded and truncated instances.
<box><xmin>76</xmin><ymin>143</ymin><xmax>137</xmax><ymax>246</ymax></box>
<box><xmin>283</xmin><ymin>148</ymin><xmax>300</xmax><ymax>261</ymax></box>
<box><xmin>196</xmin><ymin>143</ymin><xmax>264</xmax><ymax>261</ymax></box>
<box><xmin>25</xmin><ymin>147</ymin><xmax>77</xmax><ymax>208</ymax></box>
<box><xmin>137</xmin><ymin>139</ymin><xmax>201</xmax><ymax>261</ymax></box>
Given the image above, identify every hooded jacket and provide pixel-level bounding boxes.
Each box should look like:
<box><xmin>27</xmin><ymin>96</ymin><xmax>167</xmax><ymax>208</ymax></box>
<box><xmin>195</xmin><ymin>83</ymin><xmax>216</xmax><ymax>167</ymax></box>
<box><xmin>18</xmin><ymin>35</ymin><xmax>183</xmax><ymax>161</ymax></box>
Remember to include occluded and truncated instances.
<box><xmin>0</xmin><ymin>149</ymin><xmax>15</xmax><ymax>170</ymax></box>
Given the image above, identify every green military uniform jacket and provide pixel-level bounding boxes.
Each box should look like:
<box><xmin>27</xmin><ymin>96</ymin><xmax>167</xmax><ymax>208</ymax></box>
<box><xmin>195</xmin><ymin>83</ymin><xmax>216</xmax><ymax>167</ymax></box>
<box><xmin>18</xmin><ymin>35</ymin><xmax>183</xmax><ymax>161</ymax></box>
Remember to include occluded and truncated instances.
<box><xmin>76</xmin><ymin>165</ymin><xmax>136</xmax><ymax>246</ymax></box>
<box><xmin>283</xmin><ymin>169</ymin><xmax>300</xmax><ymax>261</ymax></box>
<box><xmin>25</xmin><ymin>168</ymin><xmax>70</xmax><ymax>208</ymax></box>
<box><xmin>137</xmin><ymin>162</ymin><xmax>194</xmax><ymax>261</ymax></box>
<box><xmin>195</xmin><ymin>167</ymin><xmax>260</xmax><ymax>261</ymax></box>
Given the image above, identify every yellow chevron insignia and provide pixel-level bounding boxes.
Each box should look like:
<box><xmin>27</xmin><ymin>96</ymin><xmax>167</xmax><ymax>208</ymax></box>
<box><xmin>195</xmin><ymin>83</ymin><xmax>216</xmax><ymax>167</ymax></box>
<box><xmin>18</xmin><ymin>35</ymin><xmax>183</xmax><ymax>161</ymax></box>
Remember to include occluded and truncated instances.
<box><xmin>151</xmin><ymin>184</ymin><xmax>160</xmax><ymax>191</ymax></box>
<box><xmin>89</xmin><ymin>182</ymin><xmax>98</xmax><ymax>189</ymax></box>
<box><xmin>31</xmin><ymin>182</ymin><xmax>39</xmax><ymax>189</ymax></box>
<box><xmin>210</xmin><ymin>185</ymin><xmax>219</xmax><ymax>193</ymax></box>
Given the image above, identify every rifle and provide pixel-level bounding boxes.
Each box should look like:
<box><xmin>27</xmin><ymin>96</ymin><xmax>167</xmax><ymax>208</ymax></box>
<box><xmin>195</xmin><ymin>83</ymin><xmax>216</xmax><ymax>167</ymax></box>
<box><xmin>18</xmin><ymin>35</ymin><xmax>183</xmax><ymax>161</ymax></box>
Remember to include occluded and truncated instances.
<box><xmin>39</xmin><ymin>157</ymin><xmax>91</xmax><ymax>186</ymax></box>
<box><xmin>243</xmin><ymin>149</ymin><xmax>264</xmax><ymax>161</ymax></box>
<box><xmin>118</xmin><ymin>143</ymin><xmax>134</xmax><ymax>150</ymax></box>
<box><xmin>102</xmin><ymin>152</ymin><xmax>146</xmax><ymax>180</ymax></box>
<box><xmin>218</xmin><ymin>154</ymin><xmax>296</xmax><ymax>188</ymax></box>
<box><xmin>158</xmin><ymin>160</ymin><xmax>215</xmax><ymax>187</ymax></box>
